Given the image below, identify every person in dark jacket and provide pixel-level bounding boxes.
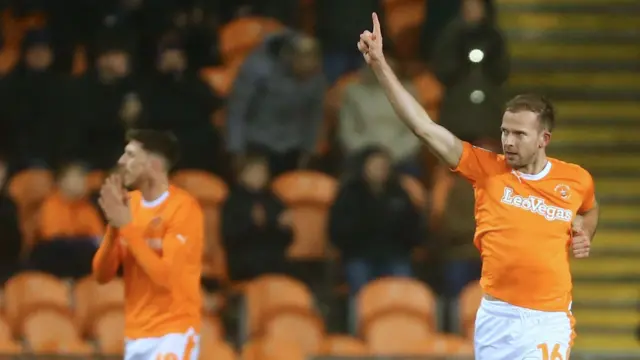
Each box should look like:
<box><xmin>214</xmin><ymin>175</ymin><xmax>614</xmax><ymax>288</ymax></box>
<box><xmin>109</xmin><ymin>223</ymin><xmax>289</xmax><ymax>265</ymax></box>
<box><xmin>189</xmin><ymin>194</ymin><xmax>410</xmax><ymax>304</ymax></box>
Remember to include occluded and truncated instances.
<box><xmin>432</xmin><ymin>0</ymin><xmax>508</xmax><ymax>143</ymax></box>
<box><xmin>221</xmin><ymin>155</ymin><xmax>293</xmax><ymax>281</ymax></box>
<box><xmin>329</xmin><ymin>146</ymin><xmax>423</xmax><ymax>296</ymax></box>
<box><xmin>0</xmin><ymin>154</ymin><xmax>23</xmax><ymax>284</ymax></box>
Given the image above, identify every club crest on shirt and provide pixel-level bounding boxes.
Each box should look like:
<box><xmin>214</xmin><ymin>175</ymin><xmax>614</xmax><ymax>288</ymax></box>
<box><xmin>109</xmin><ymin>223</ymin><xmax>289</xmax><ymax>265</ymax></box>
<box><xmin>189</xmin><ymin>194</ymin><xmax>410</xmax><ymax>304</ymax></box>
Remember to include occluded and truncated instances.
<box><xmin>554</xmin><ymin>184</ymin><xmax>571</xmax><ymax>200</ymax></box>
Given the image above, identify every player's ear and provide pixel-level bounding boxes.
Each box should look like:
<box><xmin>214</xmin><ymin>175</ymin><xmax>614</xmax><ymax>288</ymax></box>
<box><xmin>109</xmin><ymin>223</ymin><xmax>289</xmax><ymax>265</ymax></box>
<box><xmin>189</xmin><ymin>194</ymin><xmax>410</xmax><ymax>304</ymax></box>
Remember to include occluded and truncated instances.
<box><xmin>540</xmin><ymin>130</ymin><xmax>551</xmax><ymax>148</ymax></box>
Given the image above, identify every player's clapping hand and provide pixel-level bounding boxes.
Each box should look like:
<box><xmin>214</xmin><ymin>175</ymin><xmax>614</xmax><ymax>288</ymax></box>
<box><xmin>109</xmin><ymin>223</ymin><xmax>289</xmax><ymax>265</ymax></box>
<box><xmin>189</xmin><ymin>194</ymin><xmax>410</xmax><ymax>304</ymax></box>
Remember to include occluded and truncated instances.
<box><xmin>99</xmin><ymin>174</ymin><xmax>132</xmax><ymax>228</ymax></box>
<box><xmin>357</xmin><ymin>13</ymin><xmax>384</xmax><ymax>65</ymax></box>
<box><xmin>571</xmin><ymin>228</ymin><xmax>591</xmax><ymax>259</ymax></box>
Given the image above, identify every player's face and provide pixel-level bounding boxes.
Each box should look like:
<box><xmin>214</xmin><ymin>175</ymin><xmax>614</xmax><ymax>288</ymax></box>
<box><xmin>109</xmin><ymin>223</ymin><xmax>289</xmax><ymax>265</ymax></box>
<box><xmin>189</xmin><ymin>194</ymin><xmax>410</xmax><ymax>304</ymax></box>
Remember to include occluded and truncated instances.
<box><xmin>59</xmin><ymin>166</ymin><xmax>88</xmax><ymax>200</ymax></box>
<box><xmin>501</xmin><ymin>110</ymin><xmax>549</xmax><ymax>168</ymax></box>
<box><xmin>118</xmin><ymin>141</ymin><xmax>150</xmax><ymax>188</ymax></box>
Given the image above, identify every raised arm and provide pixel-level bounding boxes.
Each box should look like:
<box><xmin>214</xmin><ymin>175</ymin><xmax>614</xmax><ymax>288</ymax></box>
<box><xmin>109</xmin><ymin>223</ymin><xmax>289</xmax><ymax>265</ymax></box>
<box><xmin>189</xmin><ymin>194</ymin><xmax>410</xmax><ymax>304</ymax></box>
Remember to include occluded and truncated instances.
<box><xmin>357</xmin><ymin>13</ymin><xmax>463</xmax><ymax>168</ymax></box>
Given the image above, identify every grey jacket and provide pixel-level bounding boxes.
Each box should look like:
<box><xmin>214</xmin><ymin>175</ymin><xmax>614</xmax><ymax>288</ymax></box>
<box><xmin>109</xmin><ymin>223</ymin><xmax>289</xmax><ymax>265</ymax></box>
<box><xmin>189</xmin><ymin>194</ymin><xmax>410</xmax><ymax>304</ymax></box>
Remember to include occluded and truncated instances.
<box><xmin>226</xmin><ymin>31</ymin><xmax>326</xmax><ymax>154</ymax></box>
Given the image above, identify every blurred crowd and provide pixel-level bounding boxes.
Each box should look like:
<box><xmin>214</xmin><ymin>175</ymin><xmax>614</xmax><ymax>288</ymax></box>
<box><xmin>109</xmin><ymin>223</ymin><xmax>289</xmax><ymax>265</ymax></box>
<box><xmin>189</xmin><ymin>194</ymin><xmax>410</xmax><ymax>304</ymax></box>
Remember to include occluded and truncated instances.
<box><xmin>0</xmin><ymin>0</ymin><xmax>510</xmax><ymax>341</ymax></box>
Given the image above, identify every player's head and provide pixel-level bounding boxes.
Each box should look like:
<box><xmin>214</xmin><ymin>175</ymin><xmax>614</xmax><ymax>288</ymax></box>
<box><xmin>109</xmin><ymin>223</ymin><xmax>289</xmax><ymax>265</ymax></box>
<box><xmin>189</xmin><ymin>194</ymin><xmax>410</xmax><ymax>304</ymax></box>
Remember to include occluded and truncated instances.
<box><xmin>239</xmin><ymin>155</ymin><xmax>270</xmax><ymax>192</ymax></box>
<box><xmin>501</xmin><ymin>94</ymin><xmax>555</xmax><ymax>169</ymax></box>
<box><xmin>118</xmin><ymin>129</ymin><xmax>179</xmax><ymax>188</ymax></box>
<box><xmin>56</xmin><ymin>162</ymin><xmax>89</xmax><ymax>200</ymax></box>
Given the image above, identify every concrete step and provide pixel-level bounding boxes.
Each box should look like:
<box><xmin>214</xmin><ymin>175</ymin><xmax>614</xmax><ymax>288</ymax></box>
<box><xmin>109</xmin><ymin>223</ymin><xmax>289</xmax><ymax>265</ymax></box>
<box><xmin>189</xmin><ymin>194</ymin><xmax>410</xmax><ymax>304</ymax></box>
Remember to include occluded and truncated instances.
<box><xmin>509</xmin><ymin>42</ymin><xmax>640</xmax><ymax>61</ymax></box>
<box><xmin>551</xmin><ymin>124</ymin><xmax>640</xmax><ymax>146</ymax></box>
<box><xmin>573</xmin><ymin>332</ymin><xmax>640</xmax><ymax>353</ymax></box>
<box><xmin>510</xmin><ymin>72</ymin><xmax>640</xmax><ymax>91</ymax></box>
<box><xmin>497</xmin><ymin>0</ymin><xmax>640</xmax><ymax>5</ymax></box>
<box><xmin>498</xmin><ymin>12</ymin><xmax>640</xmax><ymax>32</ymax></box>
<box><xmin>592</xmin><ymin>229</ymin><xmax>640</xmax><ymax>251</ymax></box>
<box><xmin>596</xmin><ymin>178</ymin><xmax>640</xmax><ymax>197</ymax></box>
<box><xmin>571</xmin><ymin>257</ymin><xmax>640</xmax><ymax>280</ymax></box>
<box><xmin>599</xmin><ymin>203</ymin><xmax>640</xmax><ymax>223</ymax></box>
<box><xmin>554</xmin><ymin>152</ymin><xmax>640</xmax><ymax>172</ymax></box>
<box><xmin>572</xmin><ymin>282</ymin><xmax>639</xmax><ymax>307</ymax></box>
<box><xmin>512</xmin><ymin>60</ymin><xmax>640</xmax><ymax>73</ymax></box>
<box><xmin>554</xmin><ymin>101</ymin><xmax>640</xmax><ymax>123</ymax></box>
<box><xmin>572</xmin><ymin>308</ymin><xmax>640</xmax><ymax>331</ymax></box>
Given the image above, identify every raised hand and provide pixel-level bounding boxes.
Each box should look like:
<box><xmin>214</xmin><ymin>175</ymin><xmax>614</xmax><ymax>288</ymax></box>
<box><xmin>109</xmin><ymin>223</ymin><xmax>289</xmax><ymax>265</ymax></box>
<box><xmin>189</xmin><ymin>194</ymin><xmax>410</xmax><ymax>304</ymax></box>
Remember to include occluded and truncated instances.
<box><xmin>357</xmin><ymin>12</ymin><xmax>384</xmax><ymax>65</ymax></box>
<box><xmin>99</xmin><ymin>174</ymin><xmax>132</xmax><ymax>228</ymax></box>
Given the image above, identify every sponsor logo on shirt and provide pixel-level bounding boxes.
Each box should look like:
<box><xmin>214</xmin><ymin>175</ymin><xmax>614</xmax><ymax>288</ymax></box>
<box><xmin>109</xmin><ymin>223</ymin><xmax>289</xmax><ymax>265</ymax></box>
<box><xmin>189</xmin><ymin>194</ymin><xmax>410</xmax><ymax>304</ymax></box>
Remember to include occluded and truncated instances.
<box><xmin>501</xmin><ymin>187</ymin><xmax>572</xmax><ymax>222</ymax></box>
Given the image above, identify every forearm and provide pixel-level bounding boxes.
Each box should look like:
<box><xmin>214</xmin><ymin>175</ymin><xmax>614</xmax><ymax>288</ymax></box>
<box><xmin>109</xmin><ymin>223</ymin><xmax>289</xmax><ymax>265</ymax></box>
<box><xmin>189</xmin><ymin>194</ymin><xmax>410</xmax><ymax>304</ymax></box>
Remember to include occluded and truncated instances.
<box><xmin>578</xmin><ymin>203</ymin><xmax>599</xmax><ymax>240</ymax></box>
<box><xmin>120</xmin><ymin>224</ymin><xmax>172</xmax><ymax>289</ymax></box>
<box><xmin>370</xmin><ymin>59</ymin><xmax>463</xmax><ymax>167</ymax></box>
<box><xmin>92</xmin><ymin>230</ymin><xmax>121</xmax><ymax>284</ymax></box>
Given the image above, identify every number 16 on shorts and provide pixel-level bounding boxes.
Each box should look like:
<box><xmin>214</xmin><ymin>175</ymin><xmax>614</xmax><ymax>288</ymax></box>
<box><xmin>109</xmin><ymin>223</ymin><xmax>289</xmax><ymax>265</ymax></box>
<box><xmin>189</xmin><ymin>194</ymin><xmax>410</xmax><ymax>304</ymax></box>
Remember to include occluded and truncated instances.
<box><xmin>536</xmin><ymin>343</ymin><xmax>570</xmax><ymax>360</ymax></box>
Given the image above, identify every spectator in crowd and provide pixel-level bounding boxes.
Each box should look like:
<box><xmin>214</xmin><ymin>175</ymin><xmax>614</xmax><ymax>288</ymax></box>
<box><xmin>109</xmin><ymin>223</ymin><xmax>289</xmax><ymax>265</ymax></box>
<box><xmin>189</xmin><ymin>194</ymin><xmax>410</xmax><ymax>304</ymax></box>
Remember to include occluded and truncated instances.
<box><xmin>329</xmin><ymin>147</ymin><xmax>423</xmax><ymax>298</ymax></box>
<box><xmin>30</xmin><ymin>162</ymin><xmax>103</xmax><ymax>278</ymax></box>
<box><xmin>221</xmin><ymin>155</ymin><xmax>293</xmax><ymax>281</ymax></box>
<box><xmin>138</xmin><ymin>30</ymin><xmax>224</xmax><ymax>174</ymax></box>
<box><xmin>227</xmin><ymin>30</ymin><xmax>325</xmax><ymax>177</ymax></box>
<box><xmin>0</xmin><ymin>154</ymin><xmax>23</xmax><ymax>284</ymax></box>
<box><xmin>0</xmin><ymin>28</ymin><xmax>69</xmax><ymax>167</ymax></box>
<box><xmin>432</xmin><ymin>0</ymin><xmax>508</xmax><ymax>143</ymax></box>
<box><xmin>68</xmin><ymin>37</ymin><xmax>139</xmax><ymax>170</ymax></box>
<box><xmin>338</xmin><ymin>58</ymin><xmax>422</xmax><ymax>177</ymax></box>
<box><xmin>315</xmin><ymin>0</ymin><xmax>384</xmax><ymax>84</ymax></box>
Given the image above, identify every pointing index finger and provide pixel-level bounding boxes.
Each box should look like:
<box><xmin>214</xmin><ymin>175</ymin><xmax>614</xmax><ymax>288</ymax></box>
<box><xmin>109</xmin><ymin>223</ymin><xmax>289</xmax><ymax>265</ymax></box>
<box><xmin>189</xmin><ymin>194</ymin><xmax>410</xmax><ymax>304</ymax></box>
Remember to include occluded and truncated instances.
<box><xmin>372</xmin><ymin>12</ymin><xmax>381</xmax><ymax>38</ymax></box>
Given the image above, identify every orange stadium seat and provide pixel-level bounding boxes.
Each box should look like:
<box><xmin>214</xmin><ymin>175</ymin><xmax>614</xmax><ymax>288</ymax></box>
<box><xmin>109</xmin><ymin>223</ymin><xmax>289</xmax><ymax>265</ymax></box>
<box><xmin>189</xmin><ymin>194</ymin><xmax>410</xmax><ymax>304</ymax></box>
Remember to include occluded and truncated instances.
<box><xmin>357</xmin><ymin>277</ymin><xmax>437</xmax><ymax>332</ymax></box>
<box><xmin>242</xmin><ymin>338</ymin><xmax>306</xmax><ymax>360</ymax></box>
<box><xmin>413</xmin><ymin>71</ymin><xmax>443</xmax><ymax>119</ymax></box>
<box><xmin>219</xmin><ymin>17</ymin><xmax>283</xmax><ymax>64</ymax></box>
<box><xmin>321</xmin><ymin>72</ymin><xmax>361</xmax><ymax>154</ymax></box>
<box><xmin>71</xmin><ymin>45</ymin><xmax>88</xmax><ymax>76</ymax></box>
<box><xmin>86</xmin><ymin>170</ymin><xmax>106</xmax><ymax>192</ymax></box>
<box><xmin>3</xmin><ymin>272</ymin><xmax>72</xmax><ymax>335</ymax></box>
<box><xmin>459</xmin><ymin>281</ymin><xmax>483</xmax><ymax>339</ymax></box>
<box><xmin>244</xmin><ymin>275</ymin><xmax>314</xmax><ymax>337</ymax></box>
<box><xmin>400</xmin><ymin>175</ymin><xmax>427</xmax><ymax>208</ymax></box>
<box><xmin>320</xmin><ymin>335</ymin><xmax>368</xmax><ymax>356</ymax></box>
<box><xmin>363</xmin><ymin>309</ymin><xmax>432</xmax><ymax>355</ymax></box>
<box><xmin>171</xmin><ymin>170</ymin><xmax>229</xmax><ymax>282</ymax></box>
<box><xmin>384</xmin><ymin>0</ymin><xmax>425</xmax><ymax>58</ymax></box>
<box><xmin>74</xmin><ymin>276</ymin><xmax>125</xmax><ymax>336</ymax></box>
<box><xmin>8</xmin><ymin>169</ymin><xmax>54</xmax><ymax>248</ymax></box>
<box><xmin>409</xmin><ymin>334</ymin><xmax>474</xmax><ymax>356</ymax></box>
<box><xmin>0</xmin><ymin>316</ymin><xmax>22</xmax><ymax>354</ymax></box>
<box><xmin>259</xmin><ymin>307</ymin><xmax>325</xmax><ymax>355</ymax></box>
<box><xmin>94</xmin><ymin>308</ymin><xmax>125</xmax><ymax>355</ymax></box>
<box><xmin>199</xmin><ymin>340</ymin><xmax>236</xmax><ymax>360</ymax></box>
<box><xmin>23</xmin><ymin>309</ymin><xmax>93</xmax><ymax>355</ymax></box>
<box><xmin>271</xmin><ymin>171</ymin><xmax>338</xmax><ymax>258</ymax></box>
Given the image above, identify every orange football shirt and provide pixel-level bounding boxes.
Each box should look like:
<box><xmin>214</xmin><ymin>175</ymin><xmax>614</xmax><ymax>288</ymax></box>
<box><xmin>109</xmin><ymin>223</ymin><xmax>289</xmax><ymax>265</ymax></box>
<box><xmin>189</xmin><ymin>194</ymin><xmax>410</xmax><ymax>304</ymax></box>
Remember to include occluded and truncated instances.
<box><xmin>453</xmin><ymin>142</ymin><xmax>596</xmax><ymax>311</ymax></box>
<box><xmin>92</xmin><ymin>185</ymin><xmax>204</xmax><ymax>339</ymax></box>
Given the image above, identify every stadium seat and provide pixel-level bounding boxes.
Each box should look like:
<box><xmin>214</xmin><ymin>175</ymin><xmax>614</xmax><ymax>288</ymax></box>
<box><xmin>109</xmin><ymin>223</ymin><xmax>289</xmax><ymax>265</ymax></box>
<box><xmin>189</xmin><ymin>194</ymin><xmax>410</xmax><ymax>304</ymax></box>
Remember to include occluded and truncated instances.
<box><xmin>0</xmin><ymin>316</ymin><xmax>22</xmax><ymax>354</ymax></box>
<box><xmin>409</xmin><ymin>334</ymin><xmax>474</xmax><ymax>356</ymax></box>
<box><xmin>86</xmin><ymin>170</ymin><xmax>106</xmax><ymax>192</ymax></box>
<box><xmin>321</xmin><ymin>72</ymin><xmax>361</xmax><ymax>154</ymax></box>
<box><xmin>199</xmin><ymin>340</ymin><xmax>236</xmax><ymax>360</ymax></box>
<box><xmin>399</xmin><ymin>175</ymin><xmax>427</xmax><ymax>208</ymax></box>
<box><xmin>171</xmin><ymin>170</ymin><xmax>229</xmax><ymax>282</ymax></box>
<box><xmin>320</xmin><ymin>335</ymin><xmax>368</xmax><ymax>355</ymax></box>
<box><xmin>94</xmin><ymin>308</ymin><xmax>125</xmax><ymax>355</ymax></box>
<box><xmin>23</xmin><ymin>309</ymin><xmax>93</xmax><ymax>355</ymax></box>
<box><xmin>271</xmin><ymin>171</ymin><xmax>338</xmax><ymax>258</ymax></box>
<box><xmin>71</xmin><ymin>45</ymin><xmax>88</xmax><ymax>76</ymax></box>
<box><xmin>244</xmin><ymin>275</ymin><xmax>314</xmax><ymax>337</ymax></box>
<box><xmin>384</xmin><ymin>0</ymin><xmax>425</xmax><ymax>58</ymax></box>
<box><xmin>357</xmin><ymin>277</ymin><xmax>437</xmax><ymax>332</ymax></box>
<box><xmin>412</xmin><ymin>71</ymin><xmax>443</xmax><ymax>119</ymax></box>
<box><xmin>8</xmin><ymin>169</ymin><xmax>54</xmax><ymax>248</ymax></box>
<box><xmin>259</xmin><ymin>307</ymin><xmax>325</xmax><ymax>355</ymax></box>
<box><xmin>219</xmin><ymin>17</ymin><xmax>283</xmax><ymax>64</ymax></box>
<box><xmin>459</xmin><ymin>281</ymin><xmax>483</xmax><ymax>339</ymax></box>
<box><xmin>242</xmin><ymin>338</ymin><xmax>306</xmax><ymax>360</ymax></box>
<box><xmin>74</xmin><ymin>276</ymin><xmax>125</xmax><ymax>336</ymax></box>
<box><xmin>3</xmin><ymin>272</ymin><xmax>72</xmax><ymax>335</ymax></box>
<box><xmin>363</xmin><ymin>309</ymin><xmax>432</xmax><ymax>355</ymax></box>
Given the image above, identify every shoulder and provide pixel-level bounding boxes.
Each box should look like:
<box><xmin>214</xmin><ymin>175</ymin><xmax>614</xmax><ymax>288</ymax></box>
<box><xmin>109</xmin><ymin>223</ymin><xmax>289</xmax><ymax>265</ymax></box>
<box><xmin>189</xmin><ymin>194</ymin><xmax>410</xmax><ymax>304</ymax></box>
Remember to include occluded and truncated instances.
<box><xmin>169</xmin><ymin>187</ymin><xmax>202</xmax><ymax>211</ymax></box>
<box><xmin>550</xmin><ymin>158</ymin><xmax>593</xmax><ymax>182</ymax></box>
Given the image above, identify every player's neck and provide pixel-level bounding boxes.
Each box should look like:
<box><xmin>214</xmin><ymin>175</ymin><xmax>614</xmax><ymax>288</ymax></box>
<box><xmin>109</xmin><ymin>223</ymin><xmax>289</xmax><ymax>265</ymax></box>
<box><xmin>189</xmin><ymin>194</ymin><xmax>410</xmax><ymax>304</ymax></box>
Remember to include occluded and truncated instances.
<box><xmin>515</xmin><ymin>153</ymin><xmax>548</xmax><ymax>175</ymax></box>
<box><xmin>139</xmin><ymin>176</ymin><xmax>170</xmax><ymax>202</ymax></box>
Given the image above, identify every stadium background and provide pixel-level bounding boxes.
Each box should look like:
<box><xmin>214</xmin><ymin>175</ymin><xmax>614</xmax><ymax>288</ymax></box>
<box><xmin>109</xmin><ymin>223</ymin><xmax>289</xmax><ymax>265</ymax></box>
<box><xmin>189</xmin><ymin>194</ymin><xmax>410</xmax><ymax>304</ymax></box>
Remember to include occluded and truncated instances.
<box><xmin>0</xmin><ymin>0</ymin><xmax>638</xmax><ymax>359</ymax></box>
